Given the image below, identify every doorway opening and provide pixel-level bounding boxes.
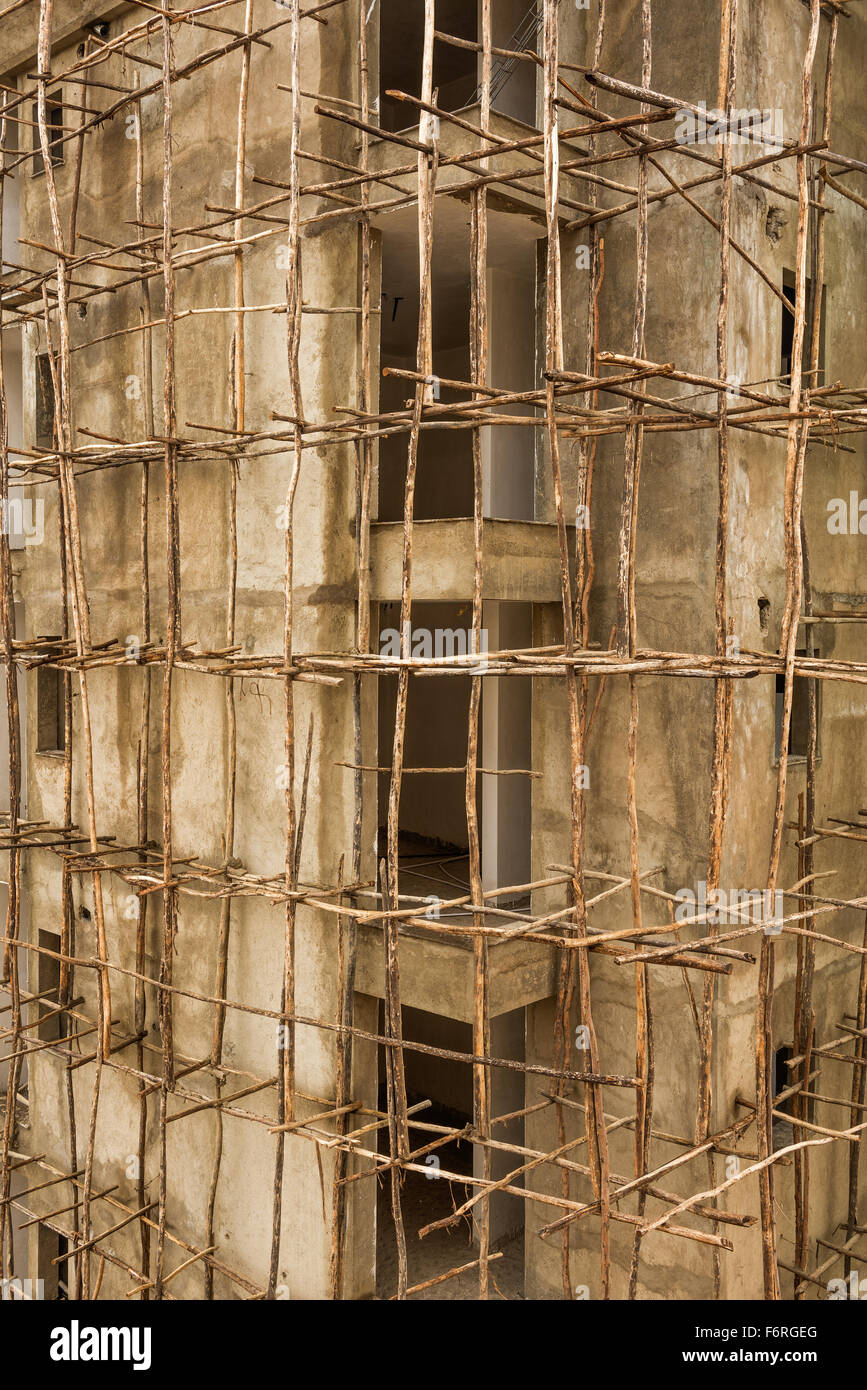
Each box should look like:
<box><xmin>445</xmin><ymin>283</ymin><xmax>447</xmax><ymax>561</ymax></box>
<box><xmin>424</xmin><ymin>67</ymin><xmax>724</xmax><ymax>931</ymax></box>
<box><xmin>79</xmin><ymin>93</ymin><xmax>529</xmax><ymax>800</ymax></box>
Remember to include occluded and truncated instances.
<box><xmin>375</xmin><ymin>1003</ymin><xmax>525</xmax><ymax>1299</ymax></box>
<box><xmin>377</xmin><ymin>206</ymin><xmax>539</xmax><ymax>524</ymax></box>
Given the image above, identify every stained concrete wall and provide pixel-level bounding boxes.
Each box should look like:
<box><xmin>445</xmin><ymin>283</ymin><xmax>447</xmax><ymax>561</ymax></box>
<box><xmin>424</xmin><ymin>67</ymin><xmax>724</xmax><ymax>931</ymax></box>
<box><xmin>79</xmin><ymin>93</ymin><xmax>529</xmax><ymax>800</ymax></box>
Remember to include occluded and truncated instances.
<box><xmin>6</xmin><ymin>0</ymin><xmax>379</xmax><ymax>1300</ymax></box>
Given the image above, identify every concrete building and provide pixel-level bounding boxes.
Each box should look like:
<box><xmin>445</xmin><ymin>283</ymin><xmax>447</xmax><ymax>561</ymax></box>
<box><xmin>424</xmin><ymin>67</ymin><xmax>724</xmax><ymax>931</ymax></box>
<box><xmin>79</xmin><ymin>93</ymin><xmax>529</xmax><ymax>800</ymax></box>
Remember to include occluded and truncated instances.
<box><xmin>0</xmin><ymin>0</ymin><xmax>865</xmax><ymax>1301</ymax></box>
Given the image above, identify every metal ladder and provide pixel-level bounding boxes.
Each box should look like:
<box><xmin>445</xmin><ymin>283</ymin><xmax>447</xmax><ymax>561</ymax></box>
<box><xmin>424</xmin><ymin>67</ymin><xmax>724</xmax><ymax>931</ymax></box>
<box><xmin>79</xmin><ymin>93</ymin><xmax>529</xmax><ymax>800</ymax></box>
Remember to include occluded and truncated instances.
<box><xmin>472</xmin><ymin>2</ymin><xmax>540</xmax><ymax>110</ymax></box>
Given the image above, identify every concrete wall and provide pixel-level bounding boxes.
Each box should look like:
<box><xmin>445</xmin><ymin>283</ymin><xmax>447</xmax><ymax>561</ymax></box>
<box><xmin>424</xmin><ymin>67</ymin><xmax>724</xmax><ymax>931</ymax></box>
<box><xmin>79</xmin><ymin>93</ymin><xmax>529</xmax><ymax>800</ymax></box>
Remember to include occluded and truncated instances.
<box><xmin>6</xmin><ymin>0</ymin><xmax>379</xmax><ymax>1300</ymax></box>
<box><xmin>3</xmin><ymin>0</ymin><xmax>864</xmax><ymax>1303</ymax></box>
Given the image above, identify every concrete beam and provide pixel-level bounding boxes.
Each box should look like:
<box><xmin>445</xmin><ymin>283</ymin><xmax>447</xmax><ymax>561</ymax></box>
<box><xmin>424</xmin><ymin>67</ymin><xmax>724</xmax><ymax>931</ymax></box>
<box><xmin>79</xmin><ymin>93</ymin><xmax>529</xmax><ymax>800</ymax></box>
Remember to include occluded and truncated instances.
<box><xmin>366</xmin><ymin>105</ymin><xmax>553</xmax><ymax>226</ymax></box>
<box><xmin>355</xmin><ymin>921</ymin><xmax>555</xmax><ymax>1023</ymax></box>
<box><xmin>370</xmin><ymin>517</ymin><xmax>565</xmax><ymax>603</ymax></box>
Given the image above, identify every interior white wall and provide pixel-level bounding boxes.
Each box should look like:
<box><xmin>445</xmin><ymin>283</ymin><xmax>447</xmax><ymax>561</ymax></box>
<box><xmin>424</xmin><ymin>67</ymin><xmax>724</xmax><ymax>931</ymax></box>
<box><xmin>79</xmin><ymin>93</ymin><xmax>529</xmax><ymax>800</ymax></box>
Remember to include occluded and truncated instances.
<box><xmin>483</xmin><ymin>266</ymin><xmax>536</xmax><ymax>522</ymax></box>
<box><xmin>481</xmin><ymin>602</ymin><xmax>532</xmax><ymax>896</ymax></box>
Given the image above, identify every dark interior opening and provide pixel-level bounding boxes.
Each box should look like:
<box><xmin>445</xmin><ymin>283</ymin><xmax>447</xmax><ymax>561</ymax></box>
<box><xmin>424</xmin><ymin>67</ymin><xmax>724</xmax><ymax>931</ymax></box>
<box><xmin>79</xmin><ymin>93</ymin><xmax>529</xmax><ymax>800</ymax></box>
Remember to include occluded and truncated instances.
<box><xmin>374</xmin><ymin>1003</ymin><xmax>525</xmax><ymax>1299</ymax></box>
<box><xmin>37</xmin><ymin>1224</ymin><xmax>69</xmax><ymax>1300</ymax></box>
<box><xmin>774</xmin><ymin>1044</ymin><xmax>794</xmax><ymax>1109</ymax></box>
<box><xmin>772</xmin><ymin>1044</ymin><xmax>795</xmax><ymax>1152</ymax></box>
<box><xmin>37</xmin><ymin>929</ymin><xmax>65</xmax><ymax>1042</ymax></box>
<box><xmin>774</xmin><ymin>651</ymin><xmax>817</xmax><ymax>761</ymax></box>
<box><xmin>377</xmin><ymin>214</ymin><xmax>538</xmax><ymax>524</ymax></box>
<box><xmin>772</xmin><ymin>1043</ymin><xmax>816</xmax><ymax>1151</ymax></box>
<box><xmin>781</xmin><ymin>270</ymin><xmax>826</xmax><ymax>389</ymax></box>
<box><xmin>31</xmin><ymin>100</ymin><xmax>64</xmax><ymax>176</ymax></box>
<box><xmin>377</xmin><ymin>601</ymin><xmax>475</xmax><ymax>902</ymax></box>
<box><xmin>379</xmin><ymin>0</ymin><xmax>477</xmax><ymax>134</ymax></box>
<box><xmin>37</xmin><ymin>666</ymin><xmax>65</xmax><ymax>754</ymax></box>
<box><xmin>377</xmin><ymin>220</ymin><xmax>473</xmax><ymax>522</ymax></box>
<box><xmin>35</xmin><ymin>352</ymin><xmax>56</xmax><ymax>451</ymax></box>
